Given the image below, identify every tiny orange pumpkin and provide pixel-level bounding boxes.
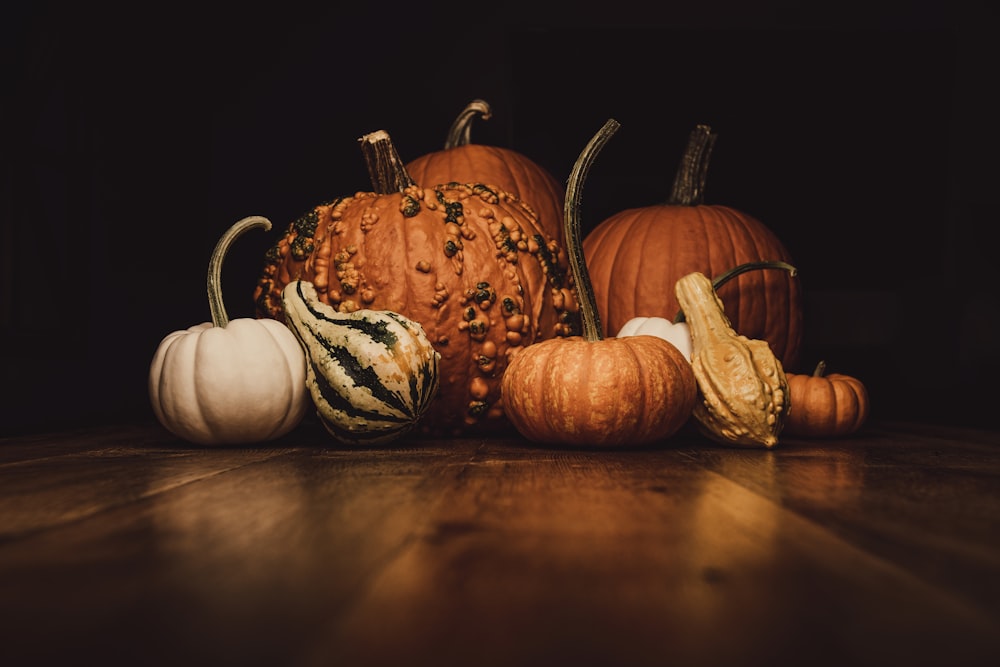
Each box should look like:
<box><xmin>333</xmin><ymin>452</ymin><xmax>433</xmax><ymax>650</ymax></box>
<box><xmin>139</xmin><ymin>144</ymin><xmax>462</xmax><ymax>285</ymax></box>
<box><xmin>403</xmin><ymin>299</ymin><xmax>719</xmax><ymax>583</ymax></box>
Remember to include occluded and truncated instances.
<box><xmin>784</xmin><ymin>361</ymin><xmax>870</xmax><ymax>438</ymax></box>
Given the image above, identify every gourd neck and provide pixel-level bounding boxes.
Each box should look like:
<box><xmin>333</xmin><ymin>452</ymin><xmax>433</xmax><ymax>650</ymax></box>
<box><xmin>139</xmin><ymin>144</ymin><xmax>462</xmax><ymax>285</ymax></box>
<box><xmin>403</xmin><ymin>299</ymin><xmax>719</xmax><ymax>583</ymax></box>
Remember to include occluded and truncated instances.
<box><xmin>208</xmin><ymin>216</ymin><xmax>272</xmax><ymax>328</ymax></box>
<box><xmin>675</xmin><ymin>272</ymin><xmax>733</xmax><ymax>345</ymax></box>
<box><xmin>360</xmin><ymin>130</ymin><xmax>415</xmax><ymax>194</ymax></box>
<box><xmin>445</xmin><ymin>99</ymin><xmax>492</xmax><ymax>149</ymax></box>
<box><xmin>565</xmin><ymin>119</ymin><xmax>621</xmax><ymax>342</ymax></box>
<box><xmin>673</xmin><ymin>260</ymin><xmax>798</xmax><ymax>324</ymax></box>
<box><xmin>667</xmin><ymin>124</ymin><xmax>716</xmax><ymax>206</ymax></box>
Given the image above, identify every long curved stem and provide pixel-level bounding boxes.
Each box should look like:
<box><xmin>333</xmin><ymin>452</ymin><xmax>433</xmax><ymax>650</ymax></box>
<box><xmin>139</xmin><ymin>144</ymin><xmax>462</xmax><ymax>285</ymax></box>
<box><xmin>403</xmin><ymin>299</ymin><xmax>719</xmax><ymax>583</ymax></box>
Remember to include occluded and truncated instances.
<box><xmin>445</xmin><ymin>99</ymin><xmax>492</xmax><ymax>149</ymax></box>
<box><xmin>673</xmin><ymin>260</ymin><xmax>798</xmax><ymax>323</ymax></box>
<box><xmin>208</xmin><ymin>216</ymin><xmax>272</xmax><ymax>328</ymax></box>
<box><xmin>565</xmin><ymin>119</ymin><xmax>621</xmax><ymax>342</ymax></box>
<box><xmin>712</xmin><ymin>259</ymin><xmax>797</xmax><ymax>287</ymax></box>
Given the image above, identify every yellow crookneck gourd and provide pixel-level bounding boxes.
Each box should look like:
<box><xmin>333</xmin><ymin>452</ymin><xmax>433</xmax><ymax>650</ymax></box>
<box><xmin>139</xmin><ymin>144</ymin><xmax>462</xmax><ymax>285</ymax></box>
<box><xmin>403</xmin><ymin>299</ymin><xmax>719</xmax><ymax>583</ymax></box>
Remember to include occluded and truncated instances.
<box><xmin>675</xmin><ymin>271</ymin><xmax>789</xmax><ymax>448</ymax></box>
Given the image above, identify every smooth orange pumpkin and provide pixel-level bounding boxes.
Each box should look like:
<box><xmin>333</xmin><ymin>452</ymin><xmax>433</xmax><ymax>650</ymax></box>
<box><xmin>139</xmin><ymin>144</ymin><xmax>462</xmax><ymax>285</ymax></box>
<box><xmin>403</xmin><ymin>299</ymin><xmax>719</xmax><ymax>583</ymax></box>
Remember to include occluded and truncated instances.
<box><xmin>502</xmin><ymin>119</ymin><xmax>697</xmax><ymax>448</ymax></box>
<box><xmin>404</xmin><ymin>99</ymin><xmax>565</xmax><ymax>246</ymax></box>
<box><xmin>582</xmin><ymin>124</ymin><xmax>803</xmax><ymax>368</ymax></box>
<box><xmin>254</xmin><ymin>130</ymin><xmax>579</xmax><ymax>436</ymax></box>
<box><xmin>784</xmin><ymin>361</ymin><xmax>870</xmax><ymax>438</ymax></box>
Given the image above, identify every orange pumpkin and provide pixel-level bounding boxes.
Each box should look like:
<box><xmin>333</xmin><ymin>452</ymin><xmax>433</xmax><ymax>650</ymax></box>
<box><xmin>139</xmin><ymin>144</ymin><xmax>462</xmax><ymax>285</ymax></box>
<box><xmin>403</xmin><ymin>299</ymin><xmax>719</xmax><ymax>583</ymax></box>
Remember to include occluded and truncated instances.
<box><xmin>784</xmin><ymin>361</ymin><xmax>870</xmax><ymax>438</ymax></box>
<box><xmin>503</xmin><ymin>335</ymin><xmax>696</xmax><ymax>447</ymax></box>
<box><xmin>582</xmin><ymin>124</ymin><xmax>803</xmax><ymax>368</ymax></box>
<box><xmin>502</xmin><ymin>119</ymin><xmax>697</xmax><ymax>448</ymax></box>
<box><xmin>254</xmin><ymin>130</ymin><xmax>579</xmax><ymax>436</ymax></box>
<box><xmin>404</xmin><ymin>99</ymin><xmax>565</xmax><ymax>246</ymax></box>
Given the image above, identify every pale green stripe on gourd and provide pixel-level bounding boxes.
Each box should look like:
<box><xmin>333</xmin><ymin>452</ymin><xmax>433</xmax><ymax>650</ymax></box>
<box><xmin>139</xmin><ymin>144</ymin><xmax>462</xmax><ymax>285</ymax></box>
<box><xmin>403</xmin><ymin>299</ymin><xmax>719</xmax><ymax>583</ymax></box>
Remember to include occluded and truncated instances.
<box><xmin>281</xmin><ymin>280</ymin><xmax>440</xmax><ymax>445</ymax></box>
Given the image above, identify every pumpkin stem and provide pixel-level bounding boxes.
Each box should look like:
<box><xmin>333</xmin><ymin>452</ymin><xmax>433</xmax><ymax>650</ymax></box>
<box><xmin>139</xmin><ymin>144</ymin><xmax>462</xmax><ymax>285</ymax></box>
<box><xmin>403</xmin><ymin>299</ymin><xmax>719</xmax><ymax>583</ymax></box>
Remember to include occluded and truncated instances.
<box><xmin>812</xmin><ymin>360</ymin><xmax>828</xmax><ymax>377</ymax></box>
<box><xmin>360</xmin><ymin>130</ymin><xmax>416</xmax><ymax>194</ymax></box>
<box><xmin>672</xmin><ymin>260</ymin><xmax>798</xmax><ymax>324</ymax></box>
<box><xmin>208</xmin><ymin>216</ymin><xmax>272</xmax><ymax>329</ymax></box>
<box><xmin>565</xmin><ymin>119</ymin><xmax>621</xmax><ymax>342</ymax></box>
<box><xmin>445</xmin><ymin>99</ymin><xmax>492</xmax><ymax>149</ymax></box>
<box><xmin>668</xmin><ymin>124</ymin><xmax>716</xmax><ymax>206</ymax></box>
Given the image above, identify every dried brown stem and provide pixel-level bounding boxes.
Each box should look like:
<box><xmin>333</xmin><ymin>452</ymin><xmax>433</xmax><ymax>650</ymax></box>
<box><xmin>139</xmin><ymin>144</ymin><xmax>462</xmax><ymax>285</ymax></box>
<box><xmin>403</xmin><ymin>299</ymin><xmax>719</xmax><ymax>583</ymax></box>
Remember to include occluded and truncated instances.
<box><xmin>668</xmin><ymin>124</ymin><xmax>717</xmax><ymax>206</ymax></box>
<box><xmin>359</xmin><ymin>130</ymin><xmax>415</xmax><ymax>194</ymax></box>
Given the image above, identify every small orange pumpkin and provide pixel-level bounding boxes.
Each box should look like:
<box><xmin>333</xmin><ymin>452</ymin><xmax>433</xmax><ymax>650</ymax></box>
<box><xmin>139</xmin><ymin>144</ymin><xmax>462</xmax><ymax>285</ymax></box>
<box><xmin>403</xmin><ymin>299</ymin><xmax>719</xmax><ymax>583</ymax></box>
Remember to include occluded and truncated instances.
<box><xmin>784</xmin><ymin>361</ymin><xmax>870</xmax><ymax>438</ymax></box>
<box><xmin>502</xmin><ymin>119</ymin><xmax>697</xmax><ymax>448</ymax></box>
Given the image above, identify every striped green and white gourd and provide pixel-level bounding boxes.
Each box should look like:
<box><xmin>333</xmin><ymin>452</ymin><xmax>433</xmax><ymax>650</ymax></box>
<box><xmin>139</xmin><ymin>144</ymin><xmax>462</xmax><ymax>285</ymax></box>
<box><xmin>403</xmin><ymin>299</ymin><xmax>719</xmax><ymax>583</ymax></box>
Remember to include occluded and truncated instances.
<box><xmin>281</xmin><ymin>280</ymin><xmax>440</xmax><ymax>445</ymax></box>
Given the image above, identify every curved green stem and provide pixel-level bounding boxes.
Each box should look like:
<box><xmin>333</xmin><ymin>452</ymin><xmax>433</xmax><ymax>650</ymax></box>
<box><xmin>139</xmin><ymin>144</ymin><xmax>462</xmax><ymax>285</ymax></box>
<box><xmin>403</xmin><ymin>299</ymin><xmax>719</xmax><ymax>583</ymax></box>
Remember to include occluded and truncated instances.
<box><xmin>812</xmin><ymin>360</ymin><xmax>828</xmax><ymax>377</ymax></box>
<box><xmin>565</xmin><ymin>119</ymin><xmax>621</xmax><ymax>342</ymax></box>
<box><xmin>673</xmin><ymin>260</ymin><xmax>798</xmax><ymax>324</ymax></box>
<box><xmin>208</xmin><ymin>216</ymin><xmax>272</xmax><ymax>328</ymax></box>
<box><xmin>712</xmin><ymin>260</ymin><xmax>797</xmax><ymax>287</ymax></box>
<box><xmin>445</xmin><ymin>99</ymin><xmax>492</xmax><ymax>149</ymax></box>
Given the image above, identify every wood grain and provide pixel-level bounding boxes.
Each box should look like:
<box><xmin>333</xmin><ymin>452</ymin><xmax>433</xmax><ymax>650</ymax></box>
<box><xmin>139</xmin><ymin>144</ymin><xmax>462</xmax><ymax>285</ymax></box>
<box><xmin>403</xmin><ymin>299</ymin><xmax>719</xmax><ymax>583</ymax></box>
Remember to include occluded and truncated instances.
<box><xmin>1</xmin><ymin>419</ymin><xmax>998</xmax><ymax>667</ymax></box>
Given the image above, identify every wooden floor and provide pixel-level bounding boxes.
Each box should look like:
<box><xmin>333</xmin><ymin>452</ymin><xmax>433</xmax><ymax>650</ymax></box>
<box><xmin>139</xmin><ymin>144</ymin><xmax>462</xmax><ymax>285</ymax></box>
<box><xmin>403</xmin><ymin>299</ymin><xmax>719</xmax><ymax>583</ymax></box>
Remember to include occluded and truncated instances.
<box><xmin>1</xmin><ymin>418</ymin><xmax>998</xmax><ymax>667</ymax></box>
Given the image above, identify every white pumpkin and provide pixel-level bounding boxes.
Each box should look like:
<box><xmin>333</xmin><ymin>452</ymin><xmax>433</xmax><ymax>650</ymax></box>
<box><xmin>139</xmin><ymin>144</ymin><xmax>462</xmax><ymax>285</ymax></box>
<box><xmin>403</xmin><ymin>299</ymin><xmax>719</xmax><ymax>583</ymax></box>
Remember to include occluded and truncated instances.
<box><xmin>616</xmin><ymin>316</ymin><xmax>692</xmax><ymax>362</ymax></box>
<box><xmin>149</xmin><ymin>216</ymin><xmax>309</xmax><ymax>445</ymax></box>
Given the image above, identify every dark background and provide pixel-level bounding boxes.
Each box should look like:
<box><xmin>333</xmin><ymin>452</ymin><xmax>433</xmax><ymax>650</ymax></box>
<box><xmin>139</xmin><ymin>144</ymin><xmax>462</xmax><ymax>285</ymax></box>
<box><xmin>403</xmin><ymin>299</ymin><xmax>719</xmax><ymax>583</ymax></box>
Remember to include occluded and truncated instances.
<box><xmin>2</xmin><ymin>2</ymin><xmax>997</xmax><ymax>436</ymax></box>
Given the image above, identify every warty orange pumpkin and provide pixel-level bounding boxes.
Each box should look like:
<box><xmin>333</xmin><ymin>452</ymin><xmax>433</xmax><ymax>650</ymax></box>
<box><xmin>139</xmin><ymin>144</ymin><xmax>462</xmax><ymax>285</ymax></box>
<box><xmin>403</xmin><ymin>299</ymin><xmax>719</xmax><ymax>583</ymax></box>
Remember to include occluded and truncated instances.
<box><xmin>254</xmin><ymin>130</ymin><xmax>579</xmax><ymax>436</ymax></box>
<box><xmin>582</xmin><ymin>124</ymin><xmax>804</xmax><ymax>368</ymax></box>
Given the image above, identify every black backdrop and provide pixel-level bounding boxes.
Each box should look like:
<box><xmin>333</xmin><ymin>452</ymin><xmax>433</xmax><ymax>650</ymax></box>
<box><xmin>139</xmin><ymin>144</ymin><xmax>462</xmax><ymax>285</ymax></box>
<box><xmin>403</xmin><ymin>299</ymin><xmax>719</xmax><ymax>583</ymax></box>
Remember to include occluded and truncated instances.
<box><xmin>3</xmin><ymin>2</ymin><xmax>997</xmax><ymax>435</ymax></box>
